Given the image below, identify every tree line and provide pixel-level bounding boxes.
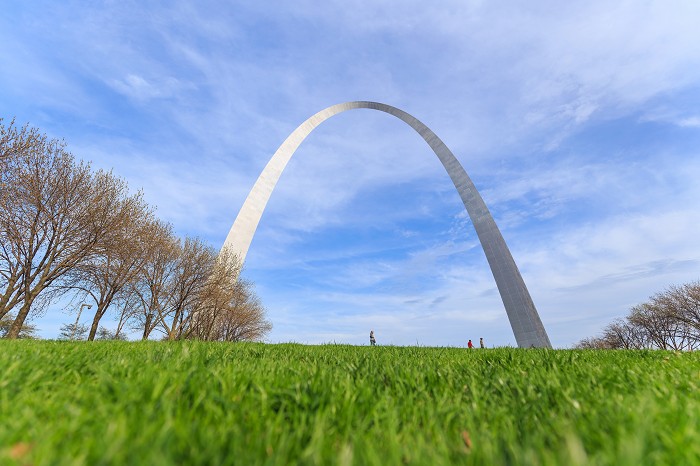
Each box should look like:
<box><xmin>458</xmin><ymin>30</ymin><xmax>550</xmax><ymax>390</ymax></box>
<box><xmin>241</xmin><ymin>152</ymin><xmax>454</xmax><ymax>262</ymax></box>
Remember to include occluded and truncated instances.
<box><xmin>577</xmin><ymin>281</ymin><xmax>700</xmax><ymax>350</ymax></box>
<box><xmin>1</xmin><ymin>118</ymin><xmax>271</xmax><ymax>341</ymax></box>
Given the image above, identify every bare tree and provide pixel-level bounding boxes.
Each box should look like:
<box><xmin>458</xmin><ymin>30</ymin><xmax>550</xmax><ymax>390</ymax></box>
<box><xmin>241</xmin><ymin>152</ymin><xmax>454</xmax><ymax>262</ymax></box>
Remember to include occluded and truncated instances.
<box><xmin>577</xmin><ymin>317</ymin><xmax>648</xmax><ymax>349</ymax></box>
<box><xmin>601</xmin><ymin>318</ymin><xmax>648</xmax><ymax>349</ymax></box>
<box><xmin>655</xmin><ymin>282</ymin><xmax>700</xmax><ymax>337</ymax></box>
<box><xmin>214</xmin><ymin>277</ymin><xmax>272</xmax><ymax>341</ymax></box>
<box><xmin>63</xmin><ymin>201</ymin><xmax>158</xmax><ymax>341</ymax></box>
<box><xmin>122</xmin><ymin>235</ymin><xmax>258</xmax><ymax>341</ymax></box>
<box><xmin>0</xmin><ymin>120</ymin><xmax>45</xmax><ymax>320</ymax></box>
<box><xmin>0</xmin><ymin>126</ymin><xmax>88</xmax><ymax>329</ymax></box>
<box><xmin>1</xmin><ymin>130</ymin><xmax>137</xmax><ymax>338</ymax></box>
<box><xmin>155</xmin><ymin>237</ymin><xmax>215</xmax><ymax>340</ymax></box>
<box><xmin>0</xmin><ymin>313</ymin><xmax>38</xmax><ymax>339</ymax></box>
<box><xmin>2</xmin><ymin>119</ymin><xmax>271</xmax><ymax>341</ymax></box>
<box><xmin>123</xmin><ymin>223</ymin><xmax>179</xmax><ymax>340</ymax></box>
<box><xmin>575</xmin><ymin>335</ymin><xmax>614</xmax><ymax>349</ymax></box>
<box><xmin>111</xmin><ymin>296</ymin><xmax>136</xmax><ymax>340</ymax></box>
<box><xmin>577</xmin><ymin>280</ymin><xmax>700</xmax><ymax>350</ymax></box>
<box><xmin>628</xmin><ymin>302</ymin><xmax>689</xmax><ymax>350</ymax></box>
<box><xmin>0</xmin><ymin>118</ymin><xmax>43</xmax><ymax>161</ymax></box>
<box><xmin>185</xmin><ymin>248</ymin><xmax>243</xmax><ymax>340</ymax></box>
<box><xmin>185</xmin><ymin>248</ymin><xmax>271</xmax><ymax>342</ymax></box>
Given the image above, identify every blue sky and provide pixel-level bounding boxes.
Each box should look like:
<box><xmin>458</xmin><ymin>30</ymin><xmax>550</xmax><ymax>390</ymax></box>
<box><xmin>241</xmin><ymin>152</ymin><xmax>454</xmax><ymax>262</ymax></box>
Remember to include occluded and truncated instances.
<box><xmin>2</xmin><ymin>1</ymin><xmax>700</xmax><ymax>347</ymax></box>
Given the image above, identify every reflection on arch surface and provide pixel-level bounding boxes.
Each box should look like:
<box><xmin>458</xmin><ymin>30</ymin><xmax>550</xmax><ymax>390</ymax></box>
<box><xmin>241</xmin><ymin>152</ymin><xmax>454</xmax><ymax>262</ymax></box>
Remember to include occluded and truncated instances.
<box><xmin>224</xmin><ymin>101</ymin><xmax>551</xmax><ymax>348</ymax></box>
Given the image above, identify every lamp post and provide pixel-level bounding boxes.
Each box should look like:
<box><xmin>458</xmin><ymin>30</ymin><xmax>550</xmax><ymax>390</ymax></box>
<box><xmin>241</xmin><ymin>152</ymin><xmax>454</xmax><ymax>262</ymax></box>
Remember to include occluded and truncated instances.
<box><xmin>71</xmin><ymin>303</ymin><xmax>92</xmax><ymax>340</ymax></box>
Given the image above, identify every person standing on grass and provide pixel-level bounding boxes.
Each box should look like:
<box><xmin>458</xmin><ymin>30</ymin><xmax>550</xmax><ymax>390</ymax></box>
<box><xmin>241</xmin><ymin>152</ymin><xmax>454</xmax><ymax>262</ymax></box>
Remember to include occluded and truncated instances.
<box><xmin>480</xmin><ymin>337</ymin><xmax>485</xmax><ymax>349</ymax></box>
<box><xmin>468</xmin><ymin>339</ymin><xmax>473</xmax><ymax>349</ymax></box>
<box><xmin>370</xmin><ymin>330</ymin><xmax>376</xmax><ymax>346</ymax></box>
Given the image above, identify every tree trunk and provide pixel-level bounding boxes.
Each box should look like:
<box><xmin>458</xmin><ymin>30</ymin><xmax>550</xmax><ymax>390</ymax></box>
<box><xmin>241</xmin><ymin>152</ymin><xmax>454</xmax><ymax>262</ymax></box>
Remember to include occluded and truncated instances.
<box><xmin>6</xmin><ymin>299</ymin><xmax>32</xmax><ymax>339</ymax></box>
<box><xmin>88</xmin><ymin>312</ymin><xmax>100</xmax><ymax>341</ymax></box>
<box><xmin>114</xmin><ymin>310</ymin><xmax>128</xmax><ymax>339</ymax></box>
<box><xmin>87</xmin><ymin>302</ymin><xmax>109</xmax><ymax>341</ymax></box>
<box><xmin>142</xmin><ymin>314</ymin><xmax>152</xmax><ymax>340</ymax></box>
<box><xmin>0</xmin><ymin>276</ymin><xmax>22</xmax><ymax>321</ymax></box>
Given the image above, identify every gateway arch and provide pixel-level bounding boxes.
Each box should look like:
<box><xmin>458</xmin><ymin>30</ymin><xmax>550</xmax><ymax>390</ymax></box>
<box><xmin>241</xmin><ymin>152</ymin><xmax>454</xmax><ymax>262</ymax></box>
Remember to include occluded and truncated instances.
<box><xmin>224</xmin><ymin>101</ymin><xmax>551</xmax><ymax>348</ymax></box>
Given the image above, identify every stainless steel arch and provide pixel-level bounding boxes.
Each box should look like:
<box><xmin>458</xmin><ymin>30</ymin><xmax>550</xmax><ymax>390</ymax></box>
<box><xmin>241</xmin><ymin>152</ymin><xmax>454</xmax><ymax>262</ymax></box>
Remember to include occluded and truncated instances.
<box><xmin>224</xmin><ymin>101</ymin><xmax>551</xmax><ymax>348</ymax></box>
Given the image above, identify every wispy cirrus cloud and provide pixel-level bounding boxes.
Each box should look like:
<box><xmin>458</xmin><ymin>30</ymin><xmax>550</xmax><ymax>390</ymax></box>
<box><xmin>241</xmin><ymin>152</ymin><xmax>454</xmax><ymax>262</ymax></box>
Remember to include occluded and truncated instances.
<box><xmin>2</xmin><ymin>0</ymin><xmax>700</xmax><ymax>346</ymax></box>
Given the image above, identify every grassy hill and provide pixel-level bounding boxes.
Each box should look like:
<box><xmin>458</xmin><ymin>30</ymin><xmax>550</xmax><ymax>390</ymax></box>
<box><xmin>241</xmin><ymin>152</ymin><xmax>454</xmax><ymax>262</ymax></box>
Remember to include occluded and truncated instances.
<box><xmin>1</xmin><ymin>341</ymin><xmax>698</xmax><ymax>465</ymax></box>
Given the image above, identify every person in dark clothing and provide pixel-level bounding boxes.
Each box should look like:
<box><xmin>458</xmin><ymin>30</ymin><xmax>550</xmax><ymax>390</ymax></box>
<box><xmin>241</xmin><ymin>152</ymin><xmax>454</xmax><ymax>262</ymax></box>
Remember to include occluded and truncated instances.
<box><xmin>370</xmin><ymin>330</ymin><xmax>376</xmax><ymax>346</ymax></box>
<box><xmin>480</xmin><ymin>337</ymin><xmax>485</xmax><ymax>348</ymax></box>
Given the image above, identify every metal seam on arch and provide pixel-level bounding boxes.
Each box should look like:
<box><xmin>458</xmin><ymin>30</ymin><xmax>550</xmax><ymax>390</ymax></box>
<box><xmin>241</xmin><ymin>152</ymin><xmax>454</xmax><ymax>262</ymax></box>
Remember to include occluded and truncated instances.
<box><xmin>223</xmin><ymin>101</ymin><xmax>552</xmax><ymax>348</ymax></box>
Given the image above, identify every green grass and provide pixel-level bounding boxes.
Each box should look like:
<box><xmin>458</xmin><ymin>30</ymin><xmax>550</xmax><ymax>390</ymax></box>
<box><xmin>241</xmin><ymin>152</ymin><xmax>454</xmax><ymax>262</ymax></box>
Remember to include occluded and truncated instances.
<box><xmin>1</xmin><ymin>341</ymin><xmax>699</xmax><ymax>465</ymax></box>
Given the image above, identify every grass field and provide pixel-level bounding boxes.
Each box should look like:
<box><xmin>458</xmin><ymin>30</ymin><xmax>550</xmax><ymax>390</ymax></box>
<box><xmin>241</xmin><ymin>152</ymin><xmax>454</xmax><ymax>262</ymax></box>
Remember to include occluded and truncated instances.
<box><xmin>1</xmin><ymin>341</ymin><xmax>699</xmax><ymax>465</ymax></box>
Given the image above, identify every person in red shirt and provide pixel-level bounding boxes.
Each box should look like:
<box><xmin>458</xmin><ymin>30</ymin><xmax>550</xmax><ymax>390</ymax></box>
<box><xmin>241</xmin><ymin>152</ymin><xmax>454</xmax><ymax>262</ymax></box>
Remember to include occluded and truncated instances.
<box><xmin>468</xmin><ymin>339</ymin><xmax>473</xmax><ymax>349</ymax></box>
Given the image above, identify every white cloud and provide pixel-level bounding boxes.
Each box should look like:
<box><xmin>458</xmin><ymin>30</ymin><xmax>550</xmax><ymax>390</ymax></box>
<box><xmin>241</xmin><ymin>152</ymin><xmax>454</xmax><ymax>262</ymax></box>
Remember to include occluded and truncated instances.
<box><xmin>109</xmin><ymin>74</ymin><xmax>190</xmax><ymax>101</ymax></box>
<box><xmin>678</xmin><ymin>117</ymin><xmax>700</xmax><ymax>128</ymax></box>
<box><xmin>3</xmin><ymin>0</ymin><xmax>700</xmax><ymax>346</ymax></box>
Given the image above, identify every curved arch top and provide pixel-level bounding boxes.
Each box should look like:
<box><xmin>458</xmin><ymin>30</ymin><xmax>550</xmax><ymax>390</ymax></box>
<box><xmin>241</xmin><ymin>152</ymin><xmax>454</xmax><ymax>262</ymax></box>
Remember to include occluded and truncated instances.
<box><xmin>223</xmin><ymin>101</ymin><xmax>551</xmax><ymax>348</ymax></box>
